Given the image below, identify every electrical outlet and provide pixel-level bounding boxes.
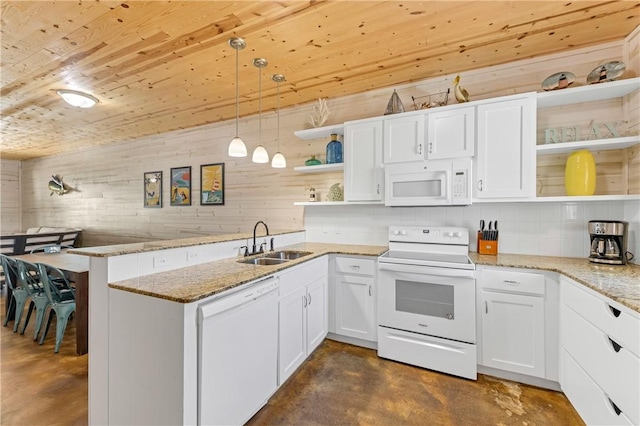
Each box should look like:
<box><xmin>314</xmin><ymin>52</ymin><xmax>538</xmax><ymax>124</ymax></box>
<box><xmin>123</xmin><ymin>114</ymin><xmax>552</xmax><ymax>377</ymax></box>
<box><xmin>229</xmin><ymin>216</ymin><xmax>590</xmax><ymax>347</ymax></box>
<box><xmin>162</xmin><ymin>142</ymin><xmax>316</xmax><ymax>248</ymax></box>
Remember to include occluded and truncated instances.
<box><xmin>153</xmin><ymin>256</ymin><xmax>171</xmax><ymax>268</ymax></box>
<box><xmin>187</xmin><ymin>251</ymin><xmax>200</xmax><ymax>262</ymax></box>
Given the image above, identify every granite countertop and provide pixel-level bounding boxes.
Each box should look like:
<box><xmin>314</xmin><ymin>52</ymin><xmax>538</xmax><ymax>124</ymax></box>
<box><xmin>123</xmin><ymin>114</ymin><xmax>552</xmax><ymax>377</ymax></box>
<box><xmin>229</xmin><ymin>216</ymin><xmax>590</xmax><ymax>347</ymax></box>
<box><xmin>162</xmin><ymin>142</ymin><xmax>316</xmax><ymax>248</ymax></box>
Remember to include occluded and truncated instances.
<box><xmin>105</xmin><ymin>234</ymin><xmax>639</xmax><ymax>313</ymax></box>
<box><xmin>471</xmin><ymin>253</ymin><xmax>640</xmax><ymax>313</ymax></box>
<box><xmin>68</xmin><ymin>230</ymin><xmax>303</xmax><ymax>257</ymax></box>
<box><xmin>109</xmin><ymin>242</ymin><xmax>388</xmax><ymax>303</ymax></box>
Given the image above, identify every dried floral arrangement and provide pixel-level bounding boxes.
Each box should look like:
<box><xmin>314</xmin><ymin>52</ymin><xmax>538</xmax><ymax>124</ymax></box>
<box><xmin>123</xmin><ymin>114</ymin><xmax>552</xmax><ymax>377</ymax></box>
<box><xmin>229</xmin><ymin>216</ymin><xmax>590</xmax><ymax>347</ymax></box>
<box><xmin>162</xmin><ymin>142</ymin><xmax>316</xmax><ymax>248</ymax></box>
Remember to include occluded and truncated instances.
<box><xmin>309</xmin><ymin>98</ymin><xmax>331</xmax><ymax>128</ymax></box>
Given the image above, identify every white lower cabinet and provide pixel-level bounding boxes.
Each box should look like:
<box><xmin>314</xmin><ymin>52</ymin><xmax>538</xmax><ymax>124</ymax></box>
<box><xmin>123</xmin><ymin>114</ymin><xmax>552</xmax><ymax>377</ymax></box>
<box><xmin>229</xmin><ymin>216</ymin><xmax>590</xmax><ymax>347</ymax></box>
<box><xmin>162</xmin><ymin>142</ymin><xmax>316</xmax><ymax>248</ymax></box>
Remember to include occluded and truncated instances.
<box><xmin>480</xmin><ymin>291</ymin><xmax>545</xmax><ymax>377</ymax></box>
<box><xmin>306</xmin><ymin>275</ymin><xmax>328</xmax><ymax>352</ymax></box>
<box><xmin>278</xmin><ymin>284</ymin><xmax>308</xmax><ymax>383</ymax></box>
<box><xmin>561</xmin><ymin>349</ymin><xmax>635</xmax><ymax>426</ymax></box>
<box><xmin>477</xmin><ymin>267</ymin><xmax>557</xmax><ymax>381</ymax></box>
<box><xmin>333</xmin><ymin>256</ymin><xmax>377</xmax><ymax>342</ymax></box>
<box><xmin>560</xmin><ymin>276</ymin><xmax>640</xmax><ymax>425</ymax></box>
<box><xmin>278</xmin><ymin>256</ymin><xmax>328</xmax><ymax>384</ymax></box>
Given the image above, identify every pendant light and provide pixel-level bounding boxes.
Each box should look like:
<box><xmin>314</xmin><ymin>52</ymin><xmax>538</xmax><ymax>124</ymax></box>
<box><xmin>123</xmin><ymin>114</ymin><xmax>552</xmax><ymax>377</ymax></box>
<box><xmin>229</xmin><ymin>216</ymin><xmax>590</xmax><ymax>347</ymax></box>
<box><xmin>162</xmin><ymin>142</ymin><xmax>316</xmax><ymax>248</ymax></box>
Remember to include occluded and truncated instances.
<box><xmin>227</xmin><ymin>37</ymin><xmax>247</xmax><ymax>157</ymax></box>
<box><xmin>251</xmin><ymin>57</ymin><xmax>269</xmax><ymax>164</ymax></box>
<box><xmin>271</xmin><ymin>74</ymin><xmax>287</xmax><ymax>168</ymax></box>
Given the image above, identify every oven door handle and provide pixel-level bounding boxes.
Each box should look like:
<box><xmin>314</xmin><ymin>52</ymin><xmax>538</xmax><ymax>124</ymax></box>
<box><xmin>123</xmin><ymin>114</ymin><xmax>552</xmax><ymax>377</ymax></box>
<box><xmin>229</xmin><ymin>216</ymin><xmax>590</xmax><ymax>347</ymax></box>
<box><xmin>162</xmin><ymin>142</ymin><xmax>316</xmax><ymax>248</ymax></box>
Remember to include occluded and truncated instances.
<box><xmin>378</xmin><ymin>262</ymin><xmax>475</xmax><ymax>279</ymax></box>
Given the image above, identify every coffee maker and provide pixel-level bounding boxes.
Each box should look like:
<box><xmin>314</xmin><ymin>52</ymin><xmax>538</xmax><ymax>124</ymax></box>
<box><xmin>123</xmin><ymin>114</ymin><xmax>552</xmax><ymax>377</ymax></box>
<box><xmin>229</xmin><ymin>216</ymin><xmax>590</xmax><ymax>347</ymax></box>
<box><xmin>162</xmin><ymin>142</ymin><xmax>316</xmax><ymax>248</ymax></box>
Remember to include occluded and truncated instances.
<box><xmin>588</xmin><ymin>220</ymin><xmax>628</xmax><ymax>265</ymax></box>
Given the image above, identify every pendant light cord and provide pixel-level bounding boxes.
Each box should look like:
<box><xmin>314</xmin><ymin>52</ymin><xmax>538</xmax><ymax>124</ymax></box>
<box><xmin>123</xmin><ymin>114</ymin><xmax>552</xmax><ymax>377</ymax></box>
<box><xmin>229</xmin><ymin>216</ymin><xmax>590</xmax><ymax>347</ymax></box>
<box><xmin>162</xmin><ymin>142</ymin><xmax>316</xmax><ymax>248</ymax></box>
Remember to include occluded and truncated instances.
<box><xmin>258</xmin><ymin>66</ymin><xmax>262</xmax><ymax>144</ymax></box>
<box><xmin>235</xmin><ymin>46</ymin><xmax>239</xmax><ymax>137</ymax></box>
<box><xmin>276</xmin><ymin>80</ymin><xmax>280</xmax><ymax>150</ymax></box>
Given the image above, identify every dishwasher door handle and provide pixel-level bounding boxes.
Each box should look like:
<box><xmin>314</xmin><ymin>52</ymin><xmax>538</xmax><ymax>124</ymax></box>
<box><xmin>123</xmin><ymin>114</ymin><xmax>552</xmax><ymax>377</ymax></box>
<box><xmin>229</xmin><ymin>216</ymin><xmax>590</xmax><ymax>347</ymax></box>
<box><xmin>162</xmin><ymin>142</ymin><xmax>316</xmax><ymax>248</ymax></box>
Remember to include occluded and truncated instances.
<box><xmin>198</xmin><ymin>276</ymin><xmax>279</xmax><ymax>321</ymax></box>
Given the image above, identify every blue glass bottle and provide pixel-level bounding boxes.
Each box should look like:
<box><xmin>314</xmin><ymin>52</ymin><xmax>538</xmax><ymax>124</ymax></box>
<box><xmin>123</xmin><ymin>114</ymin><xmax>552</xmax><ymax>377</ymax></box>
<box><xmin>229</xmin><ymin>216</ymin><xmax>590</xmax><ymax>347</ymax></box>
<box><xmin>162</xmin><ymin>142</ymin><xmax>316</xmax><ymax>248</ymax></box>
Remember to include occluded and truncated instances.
<box><xmin>326</xmin><ymin>134</ymin><xmax>343</xmax><ymax>164</ymax></box>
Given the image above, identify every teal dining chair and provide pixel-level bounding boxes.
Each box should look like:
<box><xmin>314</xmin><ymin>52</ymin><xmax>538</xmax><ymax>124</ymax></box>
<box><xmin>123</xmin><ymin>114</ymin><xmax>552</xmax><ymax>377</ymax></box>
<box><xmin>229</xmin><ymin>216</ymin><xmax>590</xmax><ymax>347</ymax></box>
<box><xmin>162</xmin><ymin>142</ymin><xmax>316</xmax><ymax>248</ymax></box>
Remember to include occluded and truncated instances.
<box><xmin>1</xmin><ymin>254</ymin><xmax>29</xmax><ymax>333</ymax></box>
<box><xmin>36</xmin><ymin>263</ymin><xmax>76</xmax><ymax>353</ymax></box>
<box><xmin>15</xmin><ymin>259</ymin><xmax>51</xmax><ymax>341</ymax></box>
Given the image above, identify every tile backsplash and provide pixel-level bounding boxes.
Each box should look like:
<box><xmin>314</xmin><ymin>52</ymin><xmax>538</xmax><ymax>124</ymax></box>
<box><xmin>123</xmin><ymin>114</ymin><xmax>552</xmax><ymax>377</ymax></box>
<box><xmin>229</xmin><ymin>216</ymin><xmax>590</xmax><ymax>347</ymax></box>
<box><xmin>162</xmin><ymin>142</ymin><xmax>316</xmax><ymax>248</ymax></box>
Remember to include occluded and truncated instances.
<box><xmin>304</xmin><ymin>200</ymin><xmax>639</xmax><ymax>264</ymax></box>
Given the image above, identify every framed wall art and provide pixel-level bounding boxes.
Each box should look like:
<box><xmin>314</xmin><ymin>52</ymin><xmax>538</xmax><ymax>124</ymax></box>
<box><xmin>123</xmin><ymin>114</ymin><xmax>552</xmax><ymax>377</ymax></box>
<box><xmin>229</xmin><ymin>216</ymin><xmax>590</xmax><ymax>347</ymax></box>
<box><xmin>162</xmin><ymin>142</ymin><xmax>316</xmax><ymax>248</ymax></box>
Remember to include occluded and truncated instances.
<box><xmin>170</xmin><ymin>166</ymin><xmax>192</xmax><ymax>206</ymax></box>
<box><xmin>200</xmin><ymin>163</ymin><xmax>225</xmax><ymax>205</ymax></box>
<box><xmin>143</xmin><ymin>171</ymin><xmax>162</xmax><ymax>208</ymax></box>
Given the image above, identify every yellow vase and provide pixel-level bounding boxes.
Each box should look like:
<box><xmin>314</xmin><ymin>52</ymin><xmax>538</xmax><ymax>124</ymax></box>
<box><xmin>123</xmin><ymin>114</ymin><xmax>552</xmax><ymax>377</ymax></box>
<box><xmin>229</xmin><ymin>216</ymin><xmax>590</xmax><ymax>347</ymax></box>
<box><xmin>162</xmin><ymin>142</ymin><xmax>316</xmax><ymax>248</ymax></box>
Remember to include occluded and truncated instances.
<box><xmin>565</xmin><ymin>149</ymin><xmax>596</xmax><ymax>196</ymax></box>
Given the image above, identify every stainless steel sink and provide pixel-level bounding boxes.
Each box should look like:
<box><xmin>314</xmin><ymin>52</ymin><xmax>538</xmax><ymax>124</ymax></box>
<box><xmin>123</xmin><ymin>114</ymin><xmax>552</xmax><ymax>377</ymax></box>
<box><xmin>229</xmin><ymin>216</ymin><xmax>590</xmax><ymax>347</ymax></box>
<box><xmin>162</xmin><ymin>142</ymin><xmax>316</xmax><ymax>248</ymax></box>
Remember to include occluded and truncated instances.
<box><xmin>264</xmin><ymin>250</ymin><xmax>313</xmax><ymax>260</ymax></box>
<box><xmin>238</xmin><ymin>250</ymin><xmax>313</xmax><ymax>266</ymax></box>
<box><xmin>239</xmin><ymin>257</ymin><xmax>289</xmax><ymax>266</ymax></box>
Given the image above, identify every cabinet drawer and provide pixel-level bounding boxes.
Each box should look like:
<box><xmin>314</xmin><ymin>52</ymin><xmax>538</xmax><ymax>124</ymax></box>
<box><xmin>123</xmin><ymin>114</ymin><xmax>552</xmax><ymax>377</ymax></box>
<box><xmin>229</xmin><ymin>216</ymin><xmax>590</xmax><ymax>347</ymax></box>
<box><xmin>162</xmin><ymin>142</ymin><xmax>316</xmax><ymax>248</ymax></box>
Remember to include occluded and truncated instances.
<box><xmin>562</xmin><ymin>305</ymin><xmax>640</xmax><ymax>424</ymax></box>
<box><xmin>279</xmin><ymin>257</ymin><xmax>328</xmax><ymax>297</ymax></box>
<box><xmin>335</xmin><ymin>256</ymin><xmax>375</xmax><ymax>276</ymax></box>
<box><xmin>482</xmin><ymin>269</ymin><xmax>545</xmax><ymax>295</ymax></box>
<box><xmin>561</xmin><ymin>277</ymin><xmax>640</xmax><ymax>358</ymax></box>
<box><xmin>561</xmin><ymin>349</ymin><xmax>635</xmax><ymax>426</ymax></box>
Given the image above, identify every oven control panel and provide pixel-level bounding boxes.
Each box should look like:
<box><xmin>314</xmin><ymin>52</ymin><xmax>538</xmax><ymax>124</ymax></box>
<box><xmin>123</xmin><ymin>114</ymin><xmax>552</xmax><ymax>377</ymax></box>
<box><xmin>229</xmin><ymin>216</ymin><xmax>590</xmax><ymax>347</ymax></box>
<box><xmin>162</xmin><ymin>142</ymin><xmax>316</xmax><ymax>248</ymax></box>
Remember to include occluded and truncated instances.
<box><xmin>388</xmin><ymin>226</ymin><xmax>469</xmax><ymax>245</ymax></box>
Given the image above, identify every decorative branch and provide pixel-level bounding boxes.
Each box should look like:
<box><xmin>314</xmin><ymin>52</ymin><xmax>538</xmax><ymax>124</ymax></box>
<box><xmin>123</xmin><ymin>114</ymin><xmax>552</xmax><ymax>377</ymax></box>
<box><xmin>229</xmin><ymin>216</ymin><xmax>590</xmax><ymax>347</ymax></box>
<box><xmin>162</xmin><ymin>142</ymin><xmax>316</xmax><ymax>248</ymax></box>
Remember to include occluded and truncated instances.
<box><xmin>308</xmin><ymin>98</ymin><xmax>331</xmax><ymax>128</ymax></box>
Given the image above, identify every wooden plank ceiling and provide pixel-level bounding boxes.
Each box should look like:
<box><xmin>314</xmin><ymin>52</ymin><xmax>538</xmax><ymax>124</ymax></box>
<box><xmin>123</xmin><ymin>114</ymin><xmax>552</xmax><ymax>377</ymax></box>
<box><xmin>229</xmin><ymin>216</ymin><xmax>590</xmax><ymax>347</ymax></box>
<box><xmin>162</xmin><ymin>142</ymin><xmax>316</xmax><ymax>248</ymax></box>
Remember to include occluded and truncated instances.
<box><xmin>1</xmin><ymin>1</ymin><xmax>639</xmax><ymax>160</ymax></box>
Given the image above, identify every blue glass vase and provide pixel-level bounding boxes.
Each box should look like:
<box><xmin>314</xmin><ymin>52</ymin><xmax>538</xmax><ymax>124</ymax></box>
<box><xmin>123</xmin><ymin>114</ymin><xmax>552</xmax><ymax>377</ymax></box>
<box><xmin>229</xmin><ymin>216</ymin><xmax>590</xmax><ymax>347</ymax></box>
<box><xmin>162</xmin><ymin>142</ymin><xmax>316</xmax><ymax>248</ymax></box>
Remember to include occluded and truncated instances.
<box><xmin>326</xmin><ymin>134</ymin><xmax>343</xmax><ymax>164</ymax></box>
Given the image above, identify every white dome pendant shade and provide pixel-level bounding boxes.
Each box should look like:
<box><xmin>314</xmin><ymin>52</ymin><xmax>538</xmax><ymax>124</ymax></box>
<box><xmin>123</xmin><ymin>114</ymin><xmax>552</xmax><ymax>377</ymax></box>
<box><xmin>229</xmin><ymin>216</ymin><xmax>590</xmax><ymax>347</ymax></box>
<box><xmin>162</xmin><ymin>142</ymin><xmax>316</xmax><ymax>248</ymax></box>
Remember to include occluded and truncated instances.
<box><xmin>271</xmin><ymin>152</ymin><xmax>286</xmax><ymax>168</ymax></box>
<box><xmin>252</xmin><ymin>57</ymin><xmax>269</xmax><ymax>164</ymax></box>
<box><xmin>228</xmin><ymin>136</ymin><xmax>247</xmax><ymax>157</ymax></box>
<box><xmin>252</xmin><ymin>145</ymin><xmax>269</xmax><ymax>163</ymax></box>
<box><xmin>227</xmin><ymin>37</ymin><xmax>247</xmax><ymax>157</ymax></box>
<box><xmin>271</xmin><ymin>74</ymin><xmax>287</xmax><ymax>168</ymax></box>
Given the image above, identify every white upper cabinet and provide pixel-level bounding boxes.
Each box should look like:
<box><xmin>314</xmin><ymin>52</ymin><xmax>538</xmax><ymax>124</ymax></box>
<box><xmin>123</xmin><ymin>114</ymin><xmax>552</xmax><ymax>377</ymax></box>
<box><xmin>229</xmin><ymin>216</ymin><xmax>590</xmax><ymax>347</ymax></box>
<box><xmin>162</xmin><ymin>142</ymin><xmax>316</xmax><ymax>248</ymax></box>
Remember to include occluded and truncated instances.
<box><xmin>427</xmin><ymin>106</ymin><xmax>475</xmax><ymax>159</ymax></box>
<box><xmin>383</xmin><ymin>113</ymin><xmax>425</xmax><ymax>163</ymax></box>
<box><xmin>475</xmin><ymin>94</ymin><xmax>537</xmax><ymax>200</ymax></box>
<box><xmin>344</xmin><ymin>119</ymin><xmax>384</xmax><ymax>202</ymax></box>
<box><xmin>383</xmin><ymin>106</ymin><xmax>475</xmax><ymax>164</ymax></box>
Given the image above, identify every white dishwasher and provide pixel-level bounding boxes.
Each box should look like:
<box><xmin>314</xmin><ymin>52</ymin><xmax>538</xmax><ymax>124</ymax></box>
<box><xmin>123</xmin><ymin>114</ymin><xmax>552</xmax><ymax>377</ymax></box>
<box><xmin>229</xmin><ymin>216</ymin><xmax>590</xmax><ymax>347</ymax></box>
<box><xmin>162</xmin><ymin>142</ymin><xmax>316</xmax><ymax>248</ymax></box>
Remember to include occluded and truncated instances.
<box><xmin>198</xmin><ymin>276</ymin><xmax>279</xmax><ymax>426</ymax></box>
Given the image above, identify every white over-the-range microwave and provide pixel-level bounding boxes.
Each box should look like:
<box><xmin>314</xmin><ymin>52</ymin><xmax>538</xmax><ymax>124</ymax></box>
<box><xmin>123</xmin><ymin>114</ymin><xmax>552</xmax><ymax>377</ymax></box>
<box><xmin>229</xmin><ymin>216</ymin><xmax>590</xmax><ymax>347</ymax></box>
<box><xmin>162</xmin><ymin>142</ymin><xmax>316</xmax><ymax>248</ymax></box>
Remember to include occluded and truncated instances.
<box><xmin>384</xmin><ymin>158</ymin><xmax>472</xmax><ymax>206</ymax></box>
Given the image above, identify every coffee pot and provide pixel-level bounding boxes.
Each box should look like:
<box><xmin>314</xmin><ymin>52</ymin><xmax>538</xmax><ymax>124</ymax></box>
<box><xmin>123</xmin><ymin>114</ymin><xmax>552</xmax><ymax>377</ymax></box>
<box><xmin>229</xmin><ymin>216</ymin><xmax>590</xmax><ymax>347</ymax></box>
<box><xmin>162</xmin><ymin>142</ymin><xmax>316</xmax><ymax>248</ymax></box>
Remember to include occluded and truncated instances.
<box><xmin>588</xmin><ymin>221</ymin><xmax>628</xmax><ymax>265</ymax></box>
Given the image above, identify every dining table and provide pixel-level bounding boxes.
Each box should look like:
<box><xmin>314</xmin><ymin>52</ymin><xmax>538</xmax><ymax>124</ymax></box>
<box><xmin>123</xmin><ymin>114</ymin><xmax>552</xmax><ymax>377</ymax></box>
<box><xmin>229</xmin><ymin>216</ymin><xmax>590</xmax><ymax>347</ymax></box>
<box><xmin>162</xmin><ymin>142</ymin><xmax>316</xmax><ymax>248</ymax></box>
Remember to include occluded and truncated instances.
<box><xmin>11</xmin><ymin>252</ymin><xmax>90</xmax><ymax>355</ymax></box>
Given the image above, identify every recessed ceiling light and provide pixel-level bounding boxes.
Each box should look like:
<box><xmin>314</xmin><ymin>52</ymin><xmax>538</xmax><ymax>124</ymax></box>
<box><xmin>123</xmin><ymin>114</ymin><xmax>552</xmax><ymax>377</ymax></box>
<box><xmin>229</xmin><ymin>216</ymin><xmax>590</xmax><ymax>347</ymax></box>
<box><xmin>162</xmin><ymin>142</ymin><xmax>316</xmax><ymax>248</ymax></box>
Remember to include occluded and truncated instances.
<box><xmin>56</xmin><ymin>89</ymin><xmax>99</xmax><ymax>108</ymax></box>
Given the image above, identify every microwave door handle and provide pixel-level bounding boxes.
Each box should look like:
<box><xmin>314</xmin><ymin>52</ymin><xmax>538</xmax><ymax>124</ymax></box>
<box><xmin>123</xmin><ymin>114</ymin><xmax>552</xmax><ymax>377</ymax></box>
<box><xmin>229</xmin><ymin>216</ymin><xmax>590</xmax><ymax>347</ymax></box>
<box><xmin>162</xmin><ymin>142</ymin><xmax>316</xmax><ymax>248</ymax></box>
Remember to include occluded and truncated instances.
<box><xmin>442</xmin><ymin>168</ymin><xmax>452</xmax><ymax>203</ymax></box>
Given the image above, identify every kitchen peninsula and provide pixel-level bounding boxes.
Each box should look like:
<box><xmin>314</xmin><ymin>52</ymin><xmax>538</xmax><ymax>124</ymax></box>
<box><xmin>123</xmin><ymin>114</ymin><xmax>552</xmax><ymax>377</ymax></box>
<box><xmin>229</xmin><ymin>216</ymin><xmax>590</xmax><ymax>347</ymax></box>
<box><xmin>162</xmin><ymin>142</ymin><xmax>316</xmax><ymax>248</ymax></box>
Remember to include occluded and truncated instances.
<box><xmin>71</xmin><ymin>230</ymin><xmax>639</xmax><ymax>425</ymax></box>
<box><xmin>70</xmin><ymin>230</ymin><xmax>386</xmax><ymax>425</ymax></box>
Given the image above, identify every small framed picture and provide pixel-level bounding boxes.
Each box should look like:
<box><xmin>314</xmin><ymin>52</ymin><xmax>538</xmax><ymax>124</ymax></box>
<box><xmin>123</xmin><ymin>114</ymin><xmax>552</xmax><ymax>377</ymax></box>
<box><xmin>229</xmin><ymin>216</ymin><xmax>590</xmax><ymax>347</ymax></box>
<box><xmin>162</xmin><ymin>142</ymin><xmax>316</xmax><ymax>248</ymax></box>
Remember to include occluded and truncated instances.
<box><xmin>143</xmin><ymin>171</ymin><xmax>162</xmax><ymax>208</ymax></box>
<box><xmin>170</xmin><ymin>166</ymin><xmax>192</xmax><ymax>206</ymax></box>
<box><xmin>200</xmin><ymin>163</ymin><xmax>225</xmax><ymax>205</ymax></box>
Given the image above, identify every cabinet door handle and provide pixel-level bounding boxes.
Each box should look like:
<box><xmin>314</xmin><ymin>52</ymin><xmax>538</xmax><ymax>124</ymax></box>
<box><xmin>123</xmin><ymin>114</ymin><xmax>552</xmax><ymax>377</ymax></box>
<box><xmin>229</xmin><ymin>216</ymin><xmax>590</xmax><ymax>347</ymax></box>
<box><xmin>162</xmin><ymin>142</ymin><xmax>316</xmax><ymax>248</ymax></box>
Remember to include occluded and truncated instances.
<box><xmin>608</xmin><ymin>304</ymin><xmax>622</xmax><ymax>318</ymax></box>
<box><xmin>428</xmin><ymin>142</ymin><xmax>433</xmax><ymax>154</ymax></box>
<box><xmin>503</xmin><ymin>280</ymin><xmax>520</xmax><ymax>285</ymax></box>
<box><xmin>485</xmin><ymin>301</ymin><xmax>488</xmax><ymax>314</ymax></box>
<box><xmin>369</xmin><ymin>285</ymin><xmax>372</xmax><ymax>296</ymax></box>
<box><xmin>307</xmin><ymin>293</ymin><xmax>312</xmax><ymax>306</ymax></box>
<box><xmin>349</xmin><ymin>265</ymin><xmax>360</xmax><ymax>269</ymax></box>
<box><xmin>418</xmin><ymin>144</ymin><xmax>423</xmax><ymax>155</ymax></box>
<box><xmin>608</xmin><ymin>336</ymin><xmax>622</xmax><ymax>353</ymax></box>
<box><xmin>377</xmin><ymin>184</ymin><xmax>380</xmax><ymax>194</ymax></box>
<box><xmin>608</xmin><ymin>397</ymin><xmax>623</xmax><ymax>416</ymax></box>
<box><xmin>478</xmin><ymin>180</ymin><xmax>483</xmax><ymax>191</ymax></box>
<box><xmin>303</xmin><ymin>295</ymin><xmax>307</xmax><ymax>308</ymax></box>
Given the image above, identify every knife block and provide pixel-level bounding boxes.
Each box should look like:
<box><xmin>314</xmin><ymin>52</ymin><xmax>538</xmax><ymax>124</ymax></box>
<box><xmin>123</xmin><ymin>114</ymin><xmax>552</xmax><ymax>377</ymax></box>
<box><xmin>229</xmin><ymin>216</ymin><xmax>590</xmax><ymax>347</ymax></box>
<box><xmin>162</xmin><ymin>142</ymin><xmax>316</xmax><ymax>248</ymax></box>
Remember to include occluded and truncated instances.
<box><xmin>477</xmin><ymin>231</ymin><xmax>498</xmax><ymax>255</ymax></box>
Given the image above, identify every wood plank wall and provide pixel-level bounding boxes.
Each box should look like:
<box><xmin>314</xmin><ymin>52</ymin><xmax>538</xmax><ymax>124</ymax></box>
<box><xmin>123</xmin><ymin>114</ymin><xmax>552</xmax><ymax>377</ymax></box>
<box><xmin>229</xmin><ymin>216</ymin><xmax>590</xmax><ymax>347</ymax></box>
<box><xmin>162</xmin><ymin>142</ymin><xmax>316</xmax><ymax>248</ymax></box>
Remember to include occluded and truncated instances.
<box><xmin>536</xmin><ymin>94</ymin><xmax>639</xmax><ymax>196</ymax></box>
<box><xmin>15</xmin><ymin>40</ymin><xmax>637</xmax><ymax>247</ymax></box>
<box><xmin>624</xmin><ymin>26</ymin><xmax>640</xmax><ymax>195</ymax></box>
<box><xmin>0</xmin><ymin>159</ymin><xmax>21</xmax><ymax>233</ymax></box>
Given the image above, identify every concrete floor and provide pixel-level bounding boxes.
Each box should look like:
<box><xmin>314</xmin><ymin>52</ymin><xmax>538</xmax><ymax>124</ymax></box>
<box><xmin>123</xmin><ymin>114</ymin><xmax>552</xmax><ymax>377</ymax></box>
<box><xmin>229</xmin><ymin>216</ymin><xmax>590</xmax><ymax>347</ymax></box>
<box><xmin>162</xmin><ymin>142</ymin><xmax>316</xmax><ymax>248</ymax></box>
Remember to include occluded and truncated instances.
<box><xmin>2</xmin><ymin>291</ymin><xmax>583</xmax><ymax>426</ymax></box>
<box><xmin>248</xmin><ymin>340</ymin><xmax>584</xmax><ymax>426</ymax></box>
